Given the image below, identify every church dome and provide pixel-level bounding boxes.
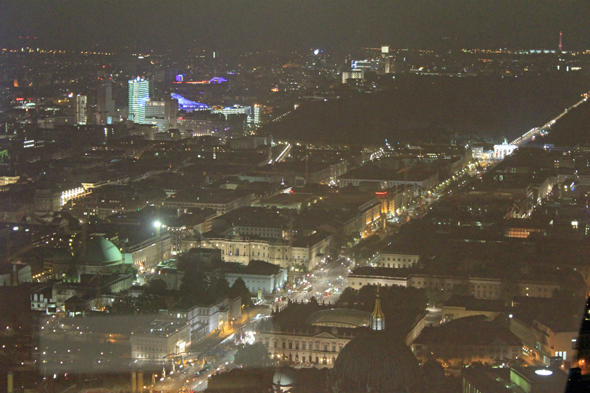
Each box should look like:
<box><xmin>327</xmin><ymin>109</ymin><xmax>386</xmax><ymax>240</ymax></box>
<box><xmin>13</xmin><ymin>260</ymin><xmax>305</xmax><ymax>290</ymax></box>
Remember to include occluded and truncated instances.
<box><xmin>422</xmin><ymin>359</ymin><xmax>446</xmax><ymax>393</ymax></box>
<box><xmin>80</xmin><ymin>237</ymin><xmax>123</xmax><ymax>265</ymax></box>
<box><xmin>330</xmin><ymin>330</ymin><xmax>424</xmax><ymax>393</ymax></box>
<box><xmin>330</xmin><ymin>288</ymin><xmax>423</xmax><ymax>393</ymax></box>
<box><xmin>273</xmin><ymin>366</ymin><xmax>298</xmax><ymax>388</ymax></box>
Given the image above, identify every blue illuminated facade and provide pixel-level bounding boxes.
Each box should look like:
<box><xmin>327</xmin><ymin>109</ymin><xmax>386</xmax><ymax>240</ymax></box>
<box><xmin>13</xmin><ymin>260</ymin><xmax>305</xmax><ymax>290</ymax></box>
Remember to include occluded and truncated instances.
<box><xmin>171</xmin><ymin>93</ymin><xmax>209</xmax><ymax>113</ymax></box>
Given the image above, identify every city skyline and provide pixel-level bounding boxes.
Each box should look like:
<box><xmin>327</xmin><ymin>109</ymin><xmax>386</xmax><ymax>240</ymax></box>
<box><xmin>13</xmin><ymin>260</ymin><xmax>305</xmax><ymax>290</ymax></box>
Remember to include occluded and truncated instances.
<box><xmin>1</xmin><ymin>1</ymin><xmax>590</xmax><ymax>52</ymax></box>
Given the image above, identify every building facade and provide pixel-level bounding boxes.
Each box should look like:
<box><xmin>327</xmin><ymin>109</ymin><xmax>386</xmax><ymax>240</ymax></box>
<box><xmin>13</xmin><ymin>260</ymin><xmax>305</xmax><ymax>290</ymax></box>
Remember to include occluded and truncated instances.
<box><xmin>128</xmin><ymin>78</ymin><xmax>151</xmax><ymax>124</ymax></box>
<box><xmin>130</xmin><ymin>320</ymin><xmax>190</xmax><ymax>361</ymax></box>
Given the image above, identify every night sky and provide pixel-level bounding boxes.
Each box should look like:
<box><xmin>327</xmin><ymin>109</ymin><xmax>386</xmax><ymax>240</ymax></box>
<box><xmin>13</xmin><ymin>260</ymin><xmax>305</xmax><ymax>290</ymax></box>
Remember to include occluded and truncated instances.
<box><xmin>1</xmin><ymin>0</ymin><xmax>589</xmax><ymax>52</ymax></box>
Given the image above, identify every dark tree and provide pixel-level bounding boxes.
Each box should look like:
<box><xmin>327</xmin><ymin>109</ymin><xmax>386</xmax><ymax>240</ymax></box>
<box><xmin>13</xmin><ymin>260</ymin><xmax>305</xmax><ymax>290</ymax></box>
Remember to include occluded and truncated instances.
<box><xmin>229</xmin><ymin>278</ymin><xmax>253</xmax><ymax>308</ymax></box>
<box><xmin>234</xmin><ymin>343</ymin><xmax>272</xmax><ymax>368</ymax></box>
<box><xmin>209</xmin><ymin>277</ymin><xmax>231</xmax><ymax>300</ymax></box>
<box><xmin>179</xmin><ymin>266</ymin><xmax>209</xmax><ymax>302</ymax></box>
<box><xmin>337</xmin><ymin>287</ymin><xmax>359</xmax><ymax>305</ymax></box>
<box><xmin>148</xmin><ymin>278</ymin><xmax>168</xmax><ymax>293</ymax></box>
<box><xmin>425</xmin><ymin>287</ymin><xmax>445</xmax><ymax>307</ymax></box>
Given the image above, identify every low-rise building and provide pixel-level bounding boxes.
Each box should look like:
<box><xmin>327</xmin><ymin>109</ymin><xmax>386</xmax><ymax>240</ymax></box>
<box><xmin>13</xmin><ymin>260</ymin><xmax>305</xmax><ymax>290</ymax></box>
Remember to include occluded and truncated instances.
<box><xmin>462</xmin><ymin>366</ymin><xmax>567</xmax><ymax>393</ymax></box>
<box><xmin>257</xmin><ymin>308</ymin><xmax>368</xmax><ymax>367</ymax></box>
<box><xmin>124</xmin><ymin>233</ymin><xmax>172</xmax><ymax>272</ymax></box>
<box><xmin>223</xmin><ymin>260</ymin><xmax>287</xmax><ymax>295</ymax></box>
<box><xmin>378</xmin><ymin>249</ymin><xmax>420</xmax><ymax>269</ymax></box>
<box><xmin>510</xmin><ymin>311</ymin><xmax>581</xmax><ymax>367</ymax></box>
<box><xmin>168</xmin><ymin>295</ymin><xmax>241</xmax><ymax>344</ymax></box>
<box><xmin>130</xmin><ymin>320</ymin><xmax>190</xmax><ymax>361</ymax></box>
<box><xmin>411</xmin><ymin>316</ymin><xmax>521</xmax><ymax>367</ymax></box>
<box><xmin>348</xmin><ymin>267</ymin><xmax>578</xmax><ymax>300</ymax></box>
<box><xmin>204</xmin><ymin>230</ymin><xmax>332</xmax><ymax>271</ymax></box>
<box><xmin>164</xmin><ymin>190</ymin><xmax>257</xmax><ymax>216</ymax></box>
<box><xmin>441</xmin><ymin>296</ymin><xmax>506</xmax><ymax>323</ymax></box>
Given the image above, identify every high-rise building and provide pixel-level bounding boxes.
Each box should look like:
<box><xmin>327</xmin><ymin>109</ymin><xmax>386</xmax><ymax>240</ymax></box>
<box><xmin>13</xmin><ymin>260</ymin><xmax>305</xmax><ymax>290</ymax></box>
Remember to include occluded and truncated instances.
<box><xmin>128</xmin><ymin>78</ymin><xmax>151</xmax><ymax>124</ymax></box>
<box><xmin>75</xmin><ymin>95</ymin><xmax>87</xmax><ymax>125</ymax></box>
<box><xmin>253</xmin><ymin>104</ymin><xmax>262</xmax><ymax>126</ymax></box>
<box><xmin>144</xmin><ymin>97</ymin><xmax>178</xmax><ymax>132</ymax></box>
<box><xmin>381</xmin><ymin>46</ymin><xmax>391</xmax><ymax>74</ymax></box>
<box><xmin>96</xmin><ymin>80</ymin><xmax>115</xmax><ymax>125</ymax></box>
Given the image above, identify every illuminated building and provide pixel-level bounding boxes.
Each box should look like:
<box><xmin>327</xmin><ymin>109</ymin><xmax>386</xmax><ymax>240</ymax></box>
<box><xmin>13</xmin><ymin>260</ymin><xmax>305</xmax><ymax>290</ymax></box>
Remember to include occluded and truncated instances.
<box><xmin>75</xmin><ymin>94</ymin><xmax>87</xmax><ymax>125</ymax></box>
<box><xmin>130</xmin><ymin>320</ymin><xmax>190</xmax><ymax>361</ymax></box>
<box><xmin>212</xmin><ymin>105</ymin><xmax>253</xmax><ymax>123</ymax></box>
<box><xmin>170</xmin><ymin>93</ymin><xmax>208</xmax><ymax>112</ymax></box>
<box><xmin>128</xmin><ymin>77</ymin><xmax>151</xmax><ymax>124</ymax></box>
<box><xmin>145</xmin><ymin>97</ymin><xmax>178</xmax><ymax>132</ymax></box>
<box><xmin>257</xmin><ymin>308</ymin><xmax>367</xmax><ymax>367</ymax></box>
<box><xmin>381</xmin><ymin>45</ymin><xmax>391</xmax><ymax>74</ymax></box>
<box><xmin>341</xmin><ymin>69</ymin><xmax>364</xmax><ymax>84</ymax></box>
<box><xmin>253</xmin><ymin>104</ymin><xmax>262</xmax><ymax>125</ymax></box>
<box><xmin>167</xmin><ymin>296</ymin><xmax>242</xmax><ymax>343</ymax></box>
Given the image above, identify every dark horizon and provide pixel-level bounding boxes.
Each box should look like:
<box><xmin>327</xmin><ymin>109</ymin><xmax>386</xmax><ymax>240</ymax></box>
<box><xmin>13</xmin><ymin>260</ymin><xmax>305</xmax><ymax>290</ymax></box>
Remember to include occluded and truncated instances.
<box><xmin>1</xmin><ymin>0</ymin><xmax>589</xmax><ymax>53</ymax></box>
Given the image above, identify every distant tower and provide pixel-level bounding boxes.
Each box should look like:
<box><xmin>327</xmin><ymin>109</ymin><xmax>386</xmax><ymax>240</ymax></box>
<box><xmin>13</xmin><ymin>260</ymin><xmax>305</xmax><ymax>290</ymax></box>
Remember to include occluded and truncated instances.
<box><xmin>96</xmin><ymin>80</ymin><xmax>115</xmax><ymax>125</ymax></box>
<box><xmin>128</xmin><ymin>77</ymin><xmax>151</xmax><ymax>124</ymax></box>
<box><xmin>381</xmin><ymin>46</ymin><xmax>391</xmax><ymax>74</ymax></box>
<box><xmin>559</xmin><ymin>31</ymin><xmax>563</xmax><ymax>52</ymax></box>
<box><xmin>75</xmin><ymin>95</ymin><xmax>87</xmax><ymax>125</ymax></box>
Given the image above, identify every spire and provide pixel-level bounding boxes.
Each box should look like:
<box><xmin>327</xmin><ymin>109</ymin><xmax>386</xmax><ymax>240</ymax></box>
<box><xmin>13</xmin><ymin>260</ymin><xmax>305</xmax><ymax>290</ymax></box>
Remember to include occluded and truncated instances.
<box><xmin>370</xmin><ymin>285</ymin><xmax>385</xmax><ymax>331</ymax></box>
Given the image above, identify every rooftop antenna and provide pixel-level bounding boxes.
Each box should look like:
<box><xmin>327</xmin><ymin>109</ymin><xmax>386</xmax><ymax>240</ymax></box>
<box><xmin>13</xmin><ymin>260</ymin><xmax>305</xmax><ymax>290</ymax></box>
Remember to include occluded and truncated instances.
<box><xmin>558</xmin><ymin>31</ymin><xmax>563</xmax><ymax>52</ymax></box>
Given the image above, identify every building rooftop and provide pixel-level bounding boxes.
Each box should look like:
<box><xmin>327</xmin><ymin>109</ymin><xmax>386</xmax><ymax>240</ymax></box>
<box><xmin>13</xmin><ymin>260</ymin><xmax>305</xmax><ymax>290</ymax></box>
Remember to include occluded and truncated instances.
<box><xmin>306</xmin><ymin>308</ymin><xmax>371</xmax><ymax>328</ymax></box>
<box><xmin>131</xmin><ymin>320</ymin><xmax>188</xmax><ymax>337</ymax></box>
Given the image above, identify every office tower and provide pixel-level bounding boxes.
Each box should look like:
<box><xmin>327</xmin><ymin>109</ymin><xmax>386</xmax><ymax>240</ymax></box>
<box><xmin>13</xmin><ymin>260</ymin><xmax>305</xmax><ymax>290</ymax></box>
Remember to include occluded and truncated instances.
<box><xmin>75</xmin><ymin>95</ymin><xmax>87</xmax><ymax>125</ymax></box>
<box><xmin>382</xmin><ymin>45</ymin><xmax>391</xmax><ymax>74</ymax></box>
<box><xmin>128</xmin><ymin>78</ymin><xmax>151</xmax><ymax>124</ymax></box>
<box><xmin>253</xmin><ymin>104</ymin><xmax>262</xmax><ymax>126</ymax></box>
<box><xmin>165</xmin><ymin>96</ymin><xmax>178</xmax><ymax>128</ymax></box>
<box><xmin>144</xmin><ymin>97</ymin><xmax>178</xmax><ymax>132</ymax></box>
<box><xmin>96</xmin><ymin>80</ymin><xmax>115</xmax><ymax>125</ymax></box>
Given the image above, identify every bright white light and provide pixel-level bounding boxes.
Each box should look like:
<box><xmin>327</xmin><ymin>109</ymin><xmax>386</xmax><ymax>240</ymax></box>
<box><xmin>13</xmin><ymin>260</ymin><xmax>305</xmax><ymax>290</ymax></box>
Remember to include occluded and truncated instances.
<box><xmin>154</xmin><ymin>221</ymin><xmax>161</xmax><ymax>228</ymax></box>
<box><xmin>535</xmin><ymin>369</ymin><xmax>553</xmax><ymax>376</ymax></box>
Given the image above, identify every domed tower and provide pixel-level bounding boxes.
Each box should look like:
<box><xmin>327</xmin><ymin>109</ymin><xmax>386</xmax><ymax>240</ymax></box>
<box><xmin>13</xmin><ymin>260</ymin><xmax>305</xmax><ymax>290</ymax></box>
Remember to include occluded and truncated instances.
<box><xmin>76</xmin><ymin>237</ymin><xmax>126</xmax><ymax>275</ymax></box>
<box><xmin>330</xmin><ymin>292</ymin><xmax>424</xmax><ymax>393</ymax></box>
<box><xmin>273</xmin><ymin>366</ymin><xmax>298</xmax><ymax>392</ymax></box>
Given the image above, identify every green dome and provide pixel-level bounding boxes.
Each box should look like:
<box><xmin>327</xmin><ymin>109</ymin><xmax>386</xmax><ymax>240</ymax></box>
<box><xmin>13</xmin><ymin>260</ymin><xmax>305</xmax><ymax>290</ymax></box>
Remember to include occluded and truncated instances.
<box><xmin>81</xmin><ymin>237</ymin><xmax>123</xmax><ymax>265</ymax></box>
